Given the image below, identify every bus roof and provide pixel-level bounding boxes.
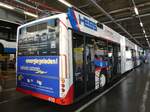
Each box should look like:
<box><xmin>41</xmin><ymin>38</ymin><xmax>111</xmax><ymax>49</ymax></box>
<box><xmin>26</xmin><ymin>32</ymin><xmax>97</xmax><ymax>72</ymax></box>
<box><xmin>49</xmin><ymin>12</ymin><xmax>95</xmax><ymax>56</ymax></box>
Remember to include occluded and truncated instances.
<box><xmin>18</xmin><ymin>13</ymin><xmax>66</xmax><ymax>29</ymax></box>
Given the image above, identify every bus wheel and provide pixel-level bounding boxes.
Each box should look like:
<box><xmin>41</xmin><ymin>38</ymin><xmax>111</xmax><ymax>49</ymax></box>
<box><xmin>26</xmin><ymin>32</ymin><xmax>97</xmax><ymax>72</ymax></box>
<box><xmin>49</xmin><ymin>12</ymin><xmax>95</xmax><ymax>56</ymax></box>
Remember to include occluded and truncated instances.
<box><xmin>99</xmin><ymin>74</ymin><xmax>107</xmax><ymax>87</ymax></box>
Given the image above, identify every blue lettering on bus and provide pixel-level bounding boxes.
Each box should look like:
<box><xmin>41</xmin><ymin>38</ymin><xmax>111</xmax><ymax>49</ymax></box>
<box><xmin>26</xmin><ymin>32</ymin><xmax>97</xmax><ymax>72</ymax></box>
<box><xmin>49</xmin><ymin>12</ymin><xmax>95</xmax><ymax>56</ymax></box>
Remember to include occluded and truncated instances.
<box><xmin>79</xmin><ymin>14</ymin><xmax>97</xmax><ymax>31</ymax></box>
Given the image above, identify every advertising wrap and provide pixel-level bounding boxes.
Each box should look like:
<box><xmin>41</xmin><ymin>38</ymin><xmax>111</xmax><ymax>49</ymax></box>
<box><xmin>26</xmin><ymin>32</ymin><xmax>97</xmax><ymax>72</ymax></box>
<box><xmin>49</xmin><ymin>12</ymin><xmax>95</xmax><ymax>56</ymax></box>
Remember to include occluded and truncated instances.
<box><xmin>17</xmin><ymin>56</ymin><xmax>60</xmax><ymax>98</ymax></box>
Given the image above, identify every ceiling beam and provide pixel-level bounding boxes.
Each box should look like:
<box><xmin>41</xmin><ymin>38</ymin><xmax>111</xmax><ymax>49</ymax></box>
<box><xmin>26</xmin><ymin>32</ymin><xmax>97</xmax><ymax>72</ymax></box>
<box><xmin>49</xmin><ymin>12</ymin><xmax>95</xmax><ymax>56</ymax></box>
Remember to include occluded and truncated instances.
<box><xmin>134</xmin><ymin>35</ymin><xmax>150</xmax><ymax>39</ymax></box>
<box><xmin>14</xmin><ymin>0</ymin><xmax>42</xmax><ymax>12</ymax></box>
<box><xmin>102</xmin><ymin>12</ymin><xmax>150</xmax><ymax>24</ymax></box>
<box><xmin>79</xmin><ymin>0</ymin><xmax>102</xmax><ymax>9</ymax></box>
<box><xmin>79</xmin><ymin>3</ymin><xmax>90</xmax><ymax>9</ymax></box>
<box><xmin>131</xmin><ymin>0</ymin><xmax>149</xmax><ymax>48</ymax></box>
<box><xmin>88</xmin><ymin>0</ymin><xmax>142</xmax><ymax>47</ymax></box>
<box><xmin>93</xmin><ymin>2</ymin><xmax>150</xmax><ymax>19</ymax></box>
<box><xmin>93</xmin><ymin>7</ymin><xmax>130</xmax><ymax>18</ymax></box>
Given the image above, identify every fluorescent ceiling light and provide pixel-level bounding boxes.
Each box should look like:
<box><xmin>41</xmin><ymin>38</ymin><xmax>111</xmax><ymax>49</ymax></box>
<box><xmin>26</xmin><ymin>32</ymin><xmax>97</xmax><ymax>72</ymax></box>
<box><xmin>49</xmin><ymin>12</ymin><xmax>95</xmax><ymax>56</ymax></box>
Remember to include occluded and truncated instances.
<box><xmin>58</xmin><ymin>0</ymin><xmax>72</xmax><ymax>7</ymax></box>
<box><xmin>145</xmin><ymin>35</ymin><xmax>147</xmax><ymax>38</ymax></box>
<box><xmin>0</xmin><ymin>2</ymin><xmax>14</xmax><ymax>10</ymax></box>
<box><xmin>24</xmin><ymin>11</ymin><xmax>38</xmax><ymax>18</ymax></box>
<box><xmin>143</xmin><ymin>29</ymin><xmax>146</xmax><ymax>34</ymax></box>
<box><xmin>134</xmin><ymin>7</ymin><xmax>139</xmax><ymax>15</ymax></box>
<box><xmin>140</xmin><ymin>22</ymin><xmax>143</xmax><ymax>27</ymax></box>
<box><xmin>146</xmin><ymin>38</ymin><xmax>148</xmax><ymax>41</ymax></box>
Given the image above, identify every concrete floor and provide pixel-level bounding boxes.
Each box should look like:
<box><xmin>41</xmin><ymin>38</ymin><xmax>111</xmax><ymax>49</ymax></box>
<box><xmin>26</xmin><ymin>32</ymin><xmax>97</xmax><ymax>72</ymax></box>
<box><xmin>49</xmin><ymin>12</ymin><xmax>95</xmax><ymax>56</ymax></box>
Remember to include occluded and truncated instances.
<box><xmin>0</xmin><ymin>64</ymin><xmax>150</xmax><ymax>112</ymax></box>
<box><xmin>82</xmin><ymin>64</ymin><xmax>150</xmax><ymax>112</ymax></box>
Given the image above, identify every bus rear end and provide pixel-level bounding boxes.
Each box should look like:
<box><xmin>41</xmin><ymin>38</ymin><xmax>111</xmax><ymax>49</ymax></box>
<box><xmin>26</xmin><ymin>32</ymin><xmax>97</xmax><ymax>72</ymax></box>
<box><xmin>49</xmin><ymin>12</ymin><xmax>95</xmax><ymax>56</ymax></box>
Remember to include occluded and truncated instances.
<box><xmin>16</xmin><ymin>17</ymin><xmax>73</xmax><ymax>105</ymax></box>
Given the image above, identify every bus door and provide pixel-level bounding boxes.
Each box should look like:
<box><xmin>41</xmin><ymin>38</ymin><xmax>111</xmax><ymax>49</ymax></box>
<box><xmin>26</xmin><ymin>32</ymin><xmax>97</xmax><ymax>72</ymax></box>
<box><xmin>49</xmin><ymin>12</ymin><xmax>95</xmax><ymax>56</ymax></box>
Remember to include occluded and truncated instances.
<box><xmin>72</xmin><ymin>32</ymin><xmax>86</xmax><ymax>98</ymax></box>
<box><xmin>107</xmin><ymin>43</ymin><xmax>121</xmax><ymax>78</ymax></box>
<box><xmin>85</xmin><ymin>37</ymin><xmax>95</xmax><ymax>92</ymax></box>
<box><xmin>131</xmin><ymin>49</ymin><xmax>137</xmax><ymax>67</ymax></box>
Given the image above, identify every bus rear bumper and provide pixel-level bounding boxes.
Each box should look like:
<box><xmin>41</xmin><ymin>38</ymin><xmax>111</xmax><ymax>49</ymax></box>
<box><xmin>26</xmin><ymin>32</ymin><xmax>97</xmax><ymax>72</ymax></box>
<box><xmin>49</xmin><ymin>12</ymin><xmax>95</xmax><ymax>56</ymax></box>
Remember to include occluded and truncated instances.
<box><xmin>16</xmin><ymin>84</ymin><xmax>74</xmax><ymax>105</ymax></box>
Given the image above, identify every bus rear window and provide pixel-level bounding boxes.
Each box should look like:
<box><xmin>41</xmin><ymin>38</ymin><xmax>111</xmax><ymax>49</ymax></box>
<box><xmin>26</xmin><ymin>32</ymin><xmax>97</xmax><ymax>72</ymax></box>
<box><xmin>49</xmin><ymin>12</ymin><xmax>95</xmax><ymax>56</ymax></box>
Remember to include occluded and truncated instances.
<box><xmin>27</xmin><ymin>23</ymin><xmax>47</xmax><ymax>32</ymax></box>
<box><xmin>18</xmin><ymin>19</ymin><xmax>59</xmax><ymax>56</ymax></box>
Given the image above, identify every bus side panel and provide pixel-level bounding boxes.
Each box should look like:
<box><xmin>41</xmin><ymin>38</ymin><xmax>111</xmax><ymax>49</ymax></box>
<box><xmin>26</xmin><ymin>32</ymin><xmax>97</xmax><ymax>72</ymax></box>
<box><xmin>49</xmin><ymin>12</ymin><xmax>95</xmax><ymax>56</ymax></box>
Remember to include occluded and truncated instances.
<box><xmin>56</xmin><ymin>16</ymin><xmax>74</xmax><ymax>105</ymax></box>
<box><xmin>120</xmin><ymin>36</ymin><xmax>126</xmax><ymax>74</ymax></box>
<box><xmin>125</xmin><ymin>38</ymin><xmax>135</xmax><ymax>71</ymax></box>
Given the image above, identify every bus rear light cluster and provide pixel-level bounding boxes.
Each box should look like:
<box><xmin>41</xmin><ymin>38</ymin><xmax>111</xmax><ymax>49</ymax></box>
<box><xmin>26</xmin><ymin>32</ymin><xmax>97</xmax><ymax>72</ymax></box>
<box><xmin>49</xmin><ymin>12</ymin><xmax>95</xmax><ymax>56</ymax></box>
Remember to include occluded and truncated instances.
<box><xmin>61</xmin><ymin>78</ymin><xmax>65</xmax><ymax>93</ymax></box>
<box><xmin>61</xmin><ymin>84</ymin><xmax>65</xmax><ymax>87</ymax></box>
<box><xmin>62</xmin><ymin>88</ymin><xmax>65</xmax><ymax>92</ymax></box>
<box><xmin>61</xmin><ymin>78</ymin><xmax>65</xmax><ymax>83</ymax></box>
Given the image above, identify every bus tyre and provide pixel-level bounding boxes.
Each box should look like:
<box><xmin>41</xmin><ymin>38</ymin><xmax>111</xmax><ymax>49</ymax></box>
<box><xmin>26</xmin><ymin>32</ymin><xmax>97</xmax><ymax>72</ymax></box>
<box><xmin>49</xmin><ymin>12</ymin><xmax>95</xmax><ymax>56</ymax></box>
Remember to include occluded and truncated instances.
<box><xmin>99</xmin><ymin>74</ymin><xmax>107</xmax><ymax>88</ymax></box>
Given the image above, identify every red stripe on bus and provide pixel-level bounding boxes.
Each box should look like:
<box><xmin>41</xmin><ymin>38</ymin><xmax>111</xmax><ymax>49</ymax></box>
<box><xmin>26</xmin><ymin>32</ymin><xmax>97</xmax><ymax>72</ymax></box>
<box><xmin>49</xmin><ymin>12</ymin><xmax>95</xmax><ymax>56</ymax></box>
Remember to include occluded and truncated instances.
<box><xmin>16</xmin><ymin>84</ymin><xmax>74</xmax><ymax>105</ymax></box>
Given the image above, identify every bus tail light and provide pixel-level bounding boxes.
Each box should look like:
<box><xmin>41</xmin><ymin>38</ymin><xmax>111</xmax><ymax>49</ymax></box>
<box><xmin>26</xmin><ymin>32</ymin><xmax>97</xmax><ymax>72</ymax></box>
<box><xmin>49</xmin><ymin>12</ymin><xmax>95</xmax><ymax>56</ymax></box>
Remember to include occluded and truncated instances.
<box><xmin>61</xmin><ymin>84</ymin><xmax>65</xmax><ymax>87</ymax></box>
<box><xmin>61</xmin><ymin>78</ymin><xmax>65</xmax><ymax>83</ymax></box>
<box><xmin>61</xmin><ymin>78</ymin><xmax>65</xmax><ymax>94</ymax></box>
<box><xmin>62</xmin><ymin>89</ymin><xmax>65</xmax><ymax>92</ymax></box>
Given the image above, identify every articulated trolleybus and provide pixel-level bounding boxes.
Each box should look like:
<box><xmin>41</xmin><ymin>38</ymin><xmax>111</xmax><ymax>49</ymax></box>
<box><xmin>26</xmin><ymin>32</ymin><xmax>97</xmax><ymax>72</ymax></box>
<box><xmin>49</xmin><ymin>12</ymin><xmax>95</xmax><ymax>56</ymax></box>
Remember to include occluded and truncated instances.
<box><xmin>16</xmin><ymin>8</ymin><xmax>142</xmax><ymax>105</ymax></box>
